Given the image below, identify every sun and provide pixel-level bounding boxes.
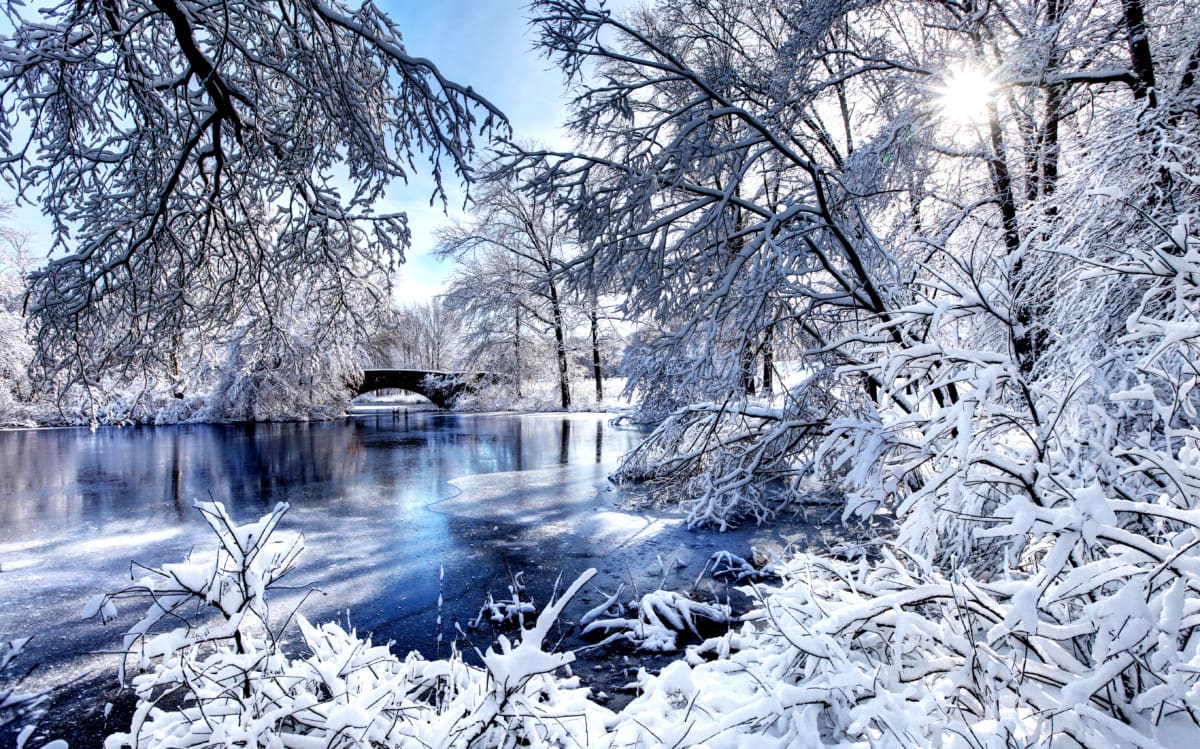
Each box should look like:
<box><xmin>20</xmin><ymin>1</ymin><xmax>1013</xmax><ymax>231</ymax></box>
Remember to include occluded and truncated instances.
<box><xmin>935</xmin><ymin>65</ymin><xmax>998</xmax><ymax>126</ymax></box>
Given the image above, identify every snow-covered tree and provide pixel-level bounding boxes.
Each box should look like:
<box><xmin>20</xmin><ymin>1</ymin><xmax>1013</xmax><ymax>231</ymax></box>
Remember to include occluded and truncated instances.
<box><xmin>521</xmin><ymin>0</ymin><xmax>1194</xmax><ymax>514</ymax></box>
<box><xmin>520</xmin><ymin>0</ymin><xmax>933</xmax><ymax>513</ymax></box>
<box><xmin>0</xmin><ymin>0</ymin><xmax>506</xmax><ymax>407</ymax></box>
<box><xmin>0</xmin><ymin>206</ymin><xmax>33</xmax><ymax>426</ymax></box>
<box><xmin>374</xmin><ymin>300</ymin><xmax>455</xmax><ymax>370</ymax></box>
<box><xmin>438</xmin><ymin>171</ymin><xmax>579</xmax><ymax>408</ymax></box>
<box><xmin>441</xmin><ymin>249</ymin><xmax>539</xmax><ymax>400</ymax></box>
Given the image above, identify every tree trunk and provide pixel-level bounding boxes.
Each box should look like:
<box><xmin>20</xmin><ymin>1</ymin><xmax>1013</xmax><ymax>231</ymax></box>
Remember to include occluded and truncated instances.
<box><xmin>1038</xmin><ymin>0</ymin><xmax>1067</xmax><ymax>205</ymax></box>
<box><xmin>984</xmin><ymin>95</ymin><xmax>1043</xmax><ymax>375</ymax></box>
<box><xmin>986</xmin><ymin>103</ymin><xmax>1022</xmax><ymax>256</ymax></box>
<box><xmin>1120</xmin><ymin>0</ymin><xmax>1158</xmax><ymax>107</ymax></box>
<box><xmin>1172</xmin><ymin>42</ymin><xmax>1200</xmax><ymax>125</ymax></box>
<box><xmin>1181</xmin><ymin>42</ymin><xmax>1200</xmax><ymax>97</ymax></box>
<box><xmin>740</xmin><ymin>345</ymin><xmax>757</xmax><ymax>396</ymax></box>
<box><xmin>590</xmin><ymin>307</ymin><xmax>603</xmax><ymax>403</ymax></box>
<box><xmin>549</xmin><ymin>283</ymin><xmax>571</xmax><ymax>409</ymax></box>
<box><xmin>1040</xmin><ymin>84</ymin><xmax>1064</xmax><ymax>202</ymax></box>
<box><xmin>761</xmin><ymin>325</ymin><xmax>774</xmax><ymax>395</ymax></box>
<box><xmin>514</xmin><ymin>306</ymin><xmax>523</xmax><ymax>399</ymax></box>
<box><xmin>727</xmin><ymin>200</ymin><xmax>757</xmax><ymax>397</ymax></box>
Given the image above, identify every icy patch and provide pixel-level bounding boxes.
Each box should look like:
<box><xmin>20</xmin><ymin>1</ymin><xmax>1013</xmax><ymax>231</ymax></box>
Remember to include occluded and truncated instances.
<box><xmin>65</xmin><ymin>527</ymin><xmax>183</xmax><ymax>556</ymax></box>
<box><xmin>438</xmin><ymin>466</ymin><xmax>680</xmax><ymax>550</ymax></box>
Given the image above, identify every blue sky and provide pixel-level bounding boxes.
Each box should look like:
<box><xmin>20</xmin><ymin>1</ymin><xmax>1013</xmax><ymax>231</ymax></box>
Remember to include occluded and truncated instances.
<box><xmin>1</xmin><ymin>0</ymin><xmax>573</xmax><ymax>300</ymax></box>
<box><xmin>380</xmin><ymin>0</ymin><xmax>573</xmax><ymax>303</ymax></box>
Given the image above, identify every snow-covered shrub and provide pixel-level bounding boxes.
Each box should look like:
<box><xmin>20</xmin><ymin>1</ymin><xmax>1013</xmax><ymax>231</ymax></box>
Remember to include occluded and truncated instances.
<box><xmin>0</xmin><ymin>248</ymin><xmax>35</xmax><ymax>427</ymax></box>
<box><xmin>626</xmin><ymin>544</ymin><xmax>1200</xmax><ymax>747</ymax></box>
<box><xmin>83</xmin><ymin>501</ymin><xmax>302</xmax><ymax>685</ymax></box>
<box><xmin>79</xmin><ymin>488</ymin><xmax>1200</xmax><ymax>747</ymax></box>
<box><xmin>0</xmin><ymin>378</ymin><xmax>33</xmax><ymax>428</ymax></box>
<box><xmin>89</xmin><ymin>502</ymin><xmax>620</xmax><ymax>748</ymax></box>
<box><xmin>28</xmin><ymin>322</ymin><xmax>365</xmax><ymax>426</ymax></box>
<box><xmin>104</xmin><ymin>598</ymin><xmax>611</xmax><ymax>749</ymax></box>
<box><xmin>202</xmin><ymin>325</ymin><xmax>362</xmax><ymax>422</ymax></box>
<box><xmin>450</xmin><ymin>376</ymin><xmax>587</xmax><ymax>413</ymax></box>
<box><xmin>612</xmin><ymin>386</ymin><xmax>835</xmax><ymax>528</ymax></box>
<box><xmin>782</xmin><ymin>115</ymin><xmax>1200</xmax><ymax>748</ymax></box>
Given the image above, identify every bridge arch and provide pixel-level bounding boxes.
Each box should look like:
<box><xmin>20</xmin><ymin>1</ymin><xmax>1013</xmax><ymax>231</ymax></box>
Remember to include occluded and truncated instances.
<box><xmin>354</xmin><ymin>369</ymin><xmax>492</xmax><ymax>409</ymax></box>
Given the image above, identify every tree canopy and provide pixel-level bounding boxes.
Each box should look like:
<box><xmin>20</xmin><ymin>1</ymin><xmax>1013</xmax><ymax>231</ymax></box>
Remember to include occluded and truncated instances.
<box><xmin>0</xmin><ymin>0</ymin><xmax>506</xmax><ymax>401</ymax></box>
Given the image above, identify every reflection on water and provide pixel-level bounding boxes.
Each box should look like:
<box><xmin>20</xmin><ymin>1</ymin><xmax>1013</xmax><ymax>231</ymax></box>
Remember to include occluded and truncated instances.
<box><xmin>0</xmin><ymin>421</ymin><xmax>366</xmax><ymax>538</ymax></box>
<box><xmin>0</xmin><ymin>413</ymin><xmax>646</xmax><ymax>667</ymax></box>
<box><xmin>0</xmin><ymin>413</ymin><xmax>634</xmax><ymax>543</ymax></box>
<box><xmin>0</xmin><ymin>412</ymin><xmax>807</xmax><ymax>747</ymax></box>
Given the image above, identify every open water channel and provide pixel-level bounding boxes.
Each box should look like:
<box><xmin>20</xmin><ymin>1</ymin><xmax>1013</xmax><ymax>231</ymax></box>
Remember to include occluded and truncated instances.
<box><xmin>0</xmin><ymin>410</ymin><xmax>816</xmax><ymax>747</ymax></box>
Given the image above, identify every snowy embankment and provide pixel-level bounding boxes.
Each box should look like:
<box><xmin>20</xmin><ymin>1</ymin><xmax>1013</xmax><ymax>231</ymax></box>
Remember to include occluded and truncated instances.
<box><xmin>8</xmin><ymin>500</ymin><xmax>1194</xmax><ymax>748</ymax></box>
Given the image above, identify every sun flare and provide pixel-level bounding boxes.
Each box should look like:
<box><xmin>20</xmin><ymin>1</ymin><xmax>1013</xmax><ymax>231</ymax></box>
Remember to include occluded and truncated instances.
<box><xmin>935</xmin><ymin>65</ymin><xmax>998</xmax><ymax>126</ymax></box>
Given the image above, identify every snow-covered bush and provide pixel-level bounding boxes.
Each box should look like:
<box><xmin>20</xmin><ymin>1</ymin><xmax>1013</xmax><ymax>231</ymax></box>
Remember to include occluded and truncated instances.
<box><xmin>631</xmin><ymin>543</ymin><xmax>1199</xmax><ymax>747</ymax></box>
<box><xmin>0</xmin><ymin>327</ymin><xmax>33</xmax><ymax>427</ymax></box>
<box><xmin>103</xmin><ymin>596</ymin><xmax>612</xmax><ymax>749</ymax></box>
<box><xmin>82</xmin><ymin>492</ymin><xmax>1200</xmax><ymax>747</ymax></box>
<box><xmin>83</xmin><ymin>501</ymin><xmax>303</xmax><ymax>686</ymax></box>
<box><xmin>612</xmin><ymin>382</ymin><xmax>836</xmax><ymax>528</ymax></box>
<box><xmin>202</xmin><ymin>332</ymin><xmax>361</xmax><ymax>423</ymax></box>
<box><xmin>0</xmin><ymin>234</ymin><xmax>35</xmax><ymax>428</ymax></box>
<box><xmin>87</xmin><ymin>502</ymin><xmax>621</xmax><ymax>748</ymax></box>
<box><xmin>32</xmin><ymin>294</ymin><xmax>374</xmax><ymax>425</ymax></box>
<box><xmin>450</xmin><ymin>376</ymin><xmax>595</xmax><ymax>413</ymax></box>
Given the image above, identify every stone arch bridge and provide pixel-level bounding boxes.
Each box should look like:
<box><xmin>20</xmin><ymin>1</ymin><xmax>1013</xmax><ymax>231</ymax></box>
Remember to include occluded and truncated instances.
<box><xmin>354</xmin><ymin>369</ymin><xmax>499</xmax><ymax>409</ymax></box>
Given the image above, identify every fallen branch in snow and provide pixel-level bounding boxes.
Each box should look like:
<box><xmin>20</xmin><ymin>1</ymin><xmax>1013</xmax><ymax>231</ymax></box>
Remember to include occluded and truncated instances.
<box><xmin>581</xmin><ymin>589</ymin><xmax>733</xmax><ymax>652</ymax></box>
<box><xmin>700</xmin><ymin>550</ymin><xmax>777</xmax><ymax>582</ymax></box>
<box><xmin>470</xmin><ymin>571</ymin><xmax>536</xmax><ymax>630</ymax></box>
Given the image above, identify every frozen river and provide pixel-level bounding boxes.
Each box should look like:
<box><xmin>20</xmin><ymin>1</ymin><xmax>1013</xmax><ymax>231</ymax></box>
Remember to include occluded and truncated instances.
<box><xmin>0</xmin><ymin>411</ymin><xmax>811</xmax><ymax>746</ymax></box>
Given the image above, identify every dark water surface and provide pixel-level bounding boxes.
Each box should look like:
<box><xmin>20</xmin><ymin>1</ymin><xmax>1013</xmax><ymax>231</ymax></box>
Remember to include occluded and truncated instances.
<box><xmin>0</xmin><ymin>411</ymin><xmax>811</xmax><ymax>746</ymax></box>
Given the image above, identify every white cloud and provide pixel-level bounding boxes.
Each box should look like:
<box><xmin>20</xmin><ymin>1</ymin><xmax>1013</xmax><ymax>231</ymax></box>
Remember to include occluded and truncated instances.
<box><xmin>392</xmin><ymin>251</ymin><xmax>451</xmax><ymax>305</ymax></box>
